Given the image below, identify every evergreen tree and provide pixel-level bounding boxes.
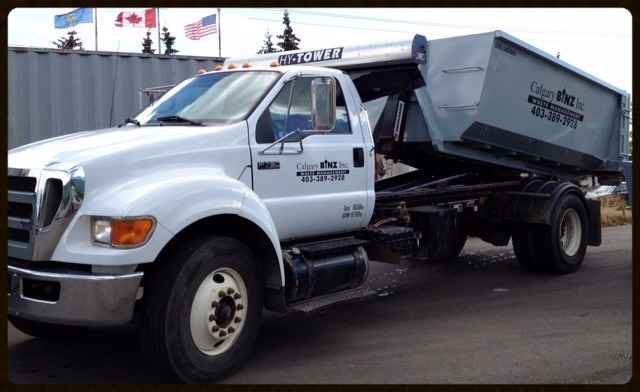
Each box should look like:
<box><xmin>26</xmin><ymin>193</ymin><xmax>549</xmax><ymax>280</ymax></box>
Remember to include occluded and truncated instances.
<box><xmin>51</xmin><ymin>30</ymin><xmax>83</xmax><ymax>50</ymax></box>
<box><xmin>257</xmin><ymin>29</ymin><xmax>277</xmax><ymax>54</ymax></box>
<box><xmin>142</xmin><ymin>29</ymin><xmax>156</xmax><ymax>54</ymax></box>
<box><xmin>276</xmin><ymin>9</ymin><xmax>301</xmax><ymax>51</ymax></box>
<box><xmin>161</xmin><ymin>26</ymin><xmax>179</xmax><ymax>55</ymax></box>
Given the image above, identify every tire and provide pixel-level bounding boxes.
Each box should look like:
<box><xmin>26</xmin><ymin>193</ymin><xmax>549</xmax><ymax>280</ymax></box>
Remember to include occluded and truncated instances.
<box><xmin>512</xmin><ymin>224</ymin><xmax>544</xmax><ymax>272</ymax></box>
<box><xmin>535</xmin><ymin>193</ymin><xmax>588</xmax><ymax>274</ymax></box>
<box><xmin>8</xmin><ymin>315</ymin><xmax>87</xmax><ymax>339</ymax></box>
<box><xmin>139</xmin><ymin>235</ymin><xmax>263</xmax><ymax>383</ymax></box>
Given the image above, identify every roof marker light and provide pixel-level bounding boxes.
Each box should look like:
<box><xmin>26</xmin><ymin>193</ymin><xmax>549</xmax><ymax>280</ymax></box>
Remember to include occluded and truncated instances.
<box><xmin>270</xmin><ymin>61</ymin><xmax>279</xmax><ymax>67</ymax></box>
<box><xmin>228</xmin><ymin>63</ymin><xmax>237</xmax><ymax>69</ymax></box>
<box><xmin>214</xmin><ymin>65</ymin><xmax>223</xmax><ymax>71</ymax></box>
<box><xmin>242</xmin><ymin>61</ymin><xmax>252</xmax><ymax>68</ymax></box>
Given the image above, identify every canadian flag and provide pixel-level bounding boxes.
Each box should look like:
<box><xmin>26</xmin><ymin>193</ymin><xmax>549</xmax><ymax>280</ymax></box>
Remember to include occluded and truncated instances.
<box><xmin>115</xmin><ymin>8</ymin><xmax>156</xmax><ymax>28</ymax></box>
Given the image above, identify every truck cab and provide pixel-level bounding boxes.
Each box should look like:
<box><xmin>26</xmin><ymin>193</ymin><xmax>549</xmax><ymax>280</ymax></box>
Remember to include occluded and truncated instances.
<box><xmin>8</xmin><ymin>61</ymin><xmax>379</xmax><ymax>383</ymax></box>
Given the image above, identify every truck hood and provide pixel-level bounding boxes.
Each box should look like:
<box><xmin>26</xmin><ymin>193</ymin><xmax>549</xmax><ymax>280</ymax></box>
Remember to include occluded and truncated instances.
<box><xmin>8</xmin><ymin>123</ymin><xmax>250</xmax><ymax>176</ymax></box>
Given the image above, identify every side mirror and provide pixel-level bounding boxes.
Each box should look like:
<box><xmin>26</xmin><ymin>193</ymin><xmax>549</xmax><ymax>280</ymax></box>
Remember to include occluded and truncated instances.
<box><xmin>311</xmin><ymin>77</ymin><xmax>336</xmax><ymax>132</ymax></box>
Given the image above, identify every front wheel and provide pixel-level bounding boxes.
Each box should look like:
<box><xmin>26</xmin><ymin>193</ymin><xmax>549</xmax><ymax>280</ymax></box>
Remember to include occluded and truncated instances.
<box><xmin>139</xmin><ymin>235</ymin><xmax>263</xmax><ymax>383</ymax></box>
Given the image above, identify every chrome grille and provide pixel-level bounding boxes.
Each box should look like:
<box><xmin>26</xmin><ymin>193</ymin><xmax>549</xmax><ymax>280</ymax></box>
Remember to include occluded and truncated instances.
<box><xmin>8</xmin><ymin>171</ymin><xmax>38</xmax><ymax>259</ymax></box>
<box><xmin>7</xmin><ymin>166</ymin><xmax>85</xmax><ymax>261</ymax></box>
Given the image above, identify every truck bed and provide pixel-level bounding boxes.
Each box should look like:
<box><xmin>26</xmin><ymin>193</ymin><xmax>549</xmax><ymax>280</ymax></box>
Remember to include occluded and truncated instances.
<box><xmin>357</xmin><ymin>31</ymin><xmax>631</xmax><ymax>181</ymax></box>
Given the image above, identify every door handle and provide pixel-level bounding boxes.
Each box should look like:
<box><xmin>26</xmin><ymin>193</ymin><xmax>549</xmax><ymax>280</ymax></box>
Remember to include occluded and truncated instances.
<box><xmin>353</xmin><ymin>148</ymin><xmax>365</xmax><ymax>168</ymax></box>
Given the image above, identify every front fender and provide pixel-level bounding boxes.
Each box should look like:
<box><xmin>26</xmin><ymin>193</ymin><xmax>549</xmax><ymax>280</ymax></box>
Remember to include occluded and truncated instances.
<box><xmin>54</xmin><ymin>168</ymin><xmax>284</xmax><ymax>278</ymax></box>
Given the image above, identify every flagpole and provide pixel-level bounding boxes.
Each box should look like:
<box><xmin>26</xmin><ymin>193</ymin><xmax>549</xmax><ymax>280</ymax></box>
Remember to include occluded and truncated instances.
<box><xmin>94</xmin><ymin>8</ymin><xmax>98</xmax><ymax>51</ymax></box>
<box><xmin>156</xmin><ymin>8</ymin><xmax>161</xmax><ymax>54</ymax></box>
<box><xmin>217</xmin><ymin>8</ymin><xmax>221</xmax><ymax>58</ymax></box>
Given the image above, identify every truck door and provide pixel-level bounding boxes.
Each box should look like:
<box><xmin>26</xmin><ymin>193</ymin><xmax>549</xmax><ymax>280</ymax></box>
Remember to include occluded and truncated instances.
<box><xmin>250</xmin><ymin>74</ymin><xmax>371</xmax><ymax>241</ymax></box>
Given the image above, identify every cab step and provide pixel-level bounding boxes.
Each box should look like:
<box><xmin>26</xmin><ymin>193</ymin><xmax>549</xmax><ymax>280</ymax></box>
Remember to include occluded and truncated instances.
<box><xmin>289</xmin><ymin>287</ymin><xmax>378</xmax><ymax>314</ymax></box>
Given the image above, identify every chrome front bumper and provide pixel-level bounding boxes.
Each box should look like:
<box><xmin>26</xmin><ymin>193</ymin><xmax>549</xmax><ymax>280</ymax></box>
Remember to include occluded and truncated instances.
<box><xmin>8</xmin><ymin>264</ymin><xmax>143</xmax><ymax>326</ymax></box>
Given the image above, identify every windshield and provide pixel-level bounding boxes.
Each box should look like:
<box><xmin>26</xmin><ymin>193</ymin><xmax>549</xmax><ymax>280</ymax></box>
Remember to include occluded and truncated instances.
<box><xmin>135</xmin><ymin>71</ymin><xmax>281</xmax><ymax>125</ymax></box>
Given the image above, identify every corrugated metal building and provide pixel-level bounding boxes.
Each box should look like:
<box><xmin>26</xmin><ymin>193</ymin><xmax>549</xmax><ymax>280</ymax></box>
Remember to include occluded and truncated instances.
<box><xmin>8</xmin><ymin>47</ymin><xmax>223</xmax><ymax>149</ymax></box>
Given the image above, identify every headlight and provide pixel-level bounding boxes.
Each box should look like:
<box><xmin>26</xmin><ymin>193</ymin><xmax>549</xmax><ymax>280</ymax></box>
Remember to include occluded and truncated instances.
<box><xmin>91</xmin><ymin>216</ymin><xmax>156</xmax><ymax>248</ymax></box>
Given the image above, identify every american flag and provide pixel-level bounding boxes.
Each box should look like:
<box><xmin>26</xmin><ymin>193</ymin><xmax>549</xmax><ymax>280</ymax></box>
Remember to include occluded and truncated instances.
<box><xmin>184</xmin><ymin>14</ymin><xmax>217</xmax><ymax>40</ymax></box>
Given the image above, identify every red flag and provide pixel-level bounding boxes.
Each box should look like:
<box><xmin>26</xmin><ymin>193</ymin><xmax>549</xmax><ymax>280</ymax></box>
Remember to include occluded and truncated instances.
<box><xmin>115</xmin><ymin>8</ymin><xmax>156</xmax><ymax>28</ymax></box>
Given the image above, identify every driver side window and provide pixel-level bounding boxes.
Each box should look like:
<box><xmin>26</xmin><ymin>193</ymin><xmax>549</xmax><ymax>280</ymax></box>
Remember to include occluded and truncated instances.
<box><xmin>256</xmin><ymin>77</ymin><xmax>351</xmax><ymax>144</ymax></box>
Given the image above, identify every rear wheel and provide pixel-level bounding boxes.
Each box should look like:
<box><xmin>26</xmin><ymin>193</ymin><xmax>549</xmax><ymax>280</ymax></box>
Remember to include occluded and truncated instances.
<box><xmin>512</xmin><ymin>224</ymin><xmax>544</xmax><ymax>272</ymax></box>
<box><xmin>535</xmin><ymin>194</ymin><xmax>588</xmax><ymax>274</ymax></box>
<box><xmin>139</xmin><ymin>235</ymin><xmax>263</xmax><ymax>383</ymax></box>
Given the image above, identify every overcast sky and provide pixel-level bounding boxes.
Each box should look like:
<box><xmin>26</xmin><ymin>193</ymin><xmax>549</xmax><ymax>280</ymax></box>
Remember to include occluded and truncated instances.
<box><xmin>7</xmin><ymin>7</ymin><xmax>632</xmax><ymax>93</ymax></box>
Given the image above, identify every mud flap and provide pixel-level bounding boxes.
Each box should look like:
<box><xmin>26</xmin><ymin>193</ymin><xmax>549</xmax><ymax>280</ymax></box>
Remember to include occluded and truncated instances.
<box><xmin>586</xmin><ymin>199</ymin><xmax>602</xmax><ymax>246</ymax></box>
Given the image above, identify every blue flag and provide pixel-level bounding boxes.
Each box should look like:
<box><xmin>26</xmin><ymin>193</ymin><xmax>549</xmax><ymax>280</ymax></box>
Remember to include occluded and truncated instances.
<box><xmin>54</xmin><ymin>8</ymin><xmax>93</xmax><ymax>29</ymax></box>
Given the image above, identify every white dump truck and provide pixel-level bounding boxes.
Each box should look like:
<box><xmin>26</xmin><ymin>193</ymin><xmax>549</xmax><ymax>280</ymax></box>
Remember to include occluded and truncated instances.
<box><xmin>8</xmin><ymin>31</ymin><xmax>631</xmax><ymax>383</ymax></box>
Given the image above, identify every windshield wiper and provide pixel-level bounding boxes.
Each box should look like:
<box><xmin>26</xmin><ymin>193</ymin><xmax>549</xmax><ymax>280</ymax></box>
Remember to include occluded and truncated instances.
<box><xmin>119</xmin><ymin>117</ymin><xmax>141</xmax><ymax>127</ymax></box>
<box><xmin>157</xmin><ymin>115</ymin><xmax>204</xmax><ymax>126</ymax></box>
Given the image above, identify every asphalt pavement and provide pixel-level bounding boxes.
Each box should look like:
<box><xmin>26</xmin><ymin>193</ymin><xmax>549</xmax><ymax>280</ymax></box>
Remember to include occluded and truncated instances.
<box><xmin>5</xmin><ymin>225</ymin><xmax>634</xmax><ymax>384</ymax></box>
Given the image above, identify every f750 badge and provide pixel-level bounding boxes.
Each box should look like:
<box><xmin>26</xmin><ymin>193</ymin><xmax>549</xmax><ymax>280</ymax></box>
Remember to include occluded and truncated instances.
<box><xmin>258</xmin><ymin>161</ymin><xmax>280</xmax><ymax>170</ymax></box>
